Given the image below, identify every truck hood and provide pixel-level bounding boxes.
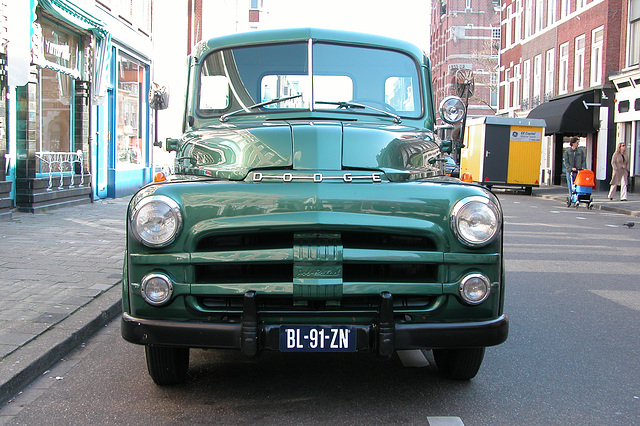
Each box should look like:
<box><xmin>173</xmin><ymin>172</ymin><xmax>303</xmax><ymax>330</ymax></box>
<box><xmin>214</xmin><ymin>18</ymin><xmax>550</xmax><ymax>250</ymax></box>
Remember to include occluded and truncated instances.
<box><xmin>176</xmin><ymin>121</ymin><xmax>441</xmax><ymax>181</ymax></box>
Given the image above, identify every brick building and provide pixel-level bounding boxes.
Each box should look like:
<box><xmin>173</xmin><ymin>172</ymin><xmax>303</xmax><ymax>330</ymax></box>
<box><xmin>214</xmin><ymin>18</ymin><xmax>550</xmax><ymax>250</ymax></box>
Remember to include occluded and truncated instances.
<box><xmin>499</xmin><ymin>0</ymin><xmax>630</xmax><ymax>191</ymax></box>
<box><xmin>430</xmin><ymin>0</ymin><xmax>502</xmax><ymax>123</ymax></box>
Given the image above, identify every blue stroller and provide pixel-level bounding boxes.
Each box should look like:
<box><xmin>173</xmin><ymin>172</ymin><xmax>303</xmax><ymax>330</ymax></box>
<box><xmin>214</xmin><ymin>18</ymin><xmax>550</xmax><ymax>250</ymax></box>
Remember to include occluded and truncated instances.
<box><xmin>566</xmin><ymin>169</ymin><xmax>595</xmax><ymax>209</ymax></box>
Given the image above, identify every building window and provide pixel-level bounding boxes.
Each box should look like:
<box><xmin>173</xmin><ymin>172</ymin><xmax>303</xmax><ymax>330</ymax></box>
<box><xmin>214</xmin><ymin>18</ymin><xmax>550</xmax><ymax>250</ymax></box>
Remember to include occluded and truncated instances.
<box><xmin>522</xmin><ymin>59</ymin><xmax>531</xmax><ymax>105</ymax></box>
<box><xmin>536</xmin><ymin>0</ymin><xmax>544</xmax><ymax>32</ymax></box>
<box><xmin>506</xmin><ymin>5</ymin><xmax>513</xmax><ymax>47</ymax></box>
<box><xmin>574</xmin><ymin>35</ymin><xmax>585</xmax><ymax>90</ymax></box>
<box><xmin>504</xmin><ymin>69</ymin><xmax>511</xmax><ymax>110</ymax></box>
<box><xmin>559</xmin><ymin>42</ymin><xmax>569</xmax><ymax>94</ymax></box>
<box><xmin>515</xmin><ymin>0</ymin><xmax>522</xmax><ymax>42</ymax></box>
<box><xmin>545</xmin><ymin>49</ymin><xmax>554</xmax><ymax>100</ymax></box>
<box><xmin>38</xmin><ymin>19</ymin><xmax>81</xmax><ymax>156</ymax></box>
<box><xmin>561</xmin><ymin>0</ymin><xmax>570</xmax><ymax>18</ymax></box>
<box><xmin>525</xmin><ymin>0</ymin><xmax>533</xmax><ymax>38</ymax></box>
<box><xmin>513</xmin><ymin>65</ymin><xmax>521</xmax><ymax>107</ymax></box>
<box><xmin>629</xmin><ymin>0</ymin><xmax>640</xmax><ymax>67</ymax></box>
<box><xmin>117</xmin><ymin>53</ymin><xmax>147</xmax><ymax>168</ymax></box>
<box><xmin>132</xmin><ymin>0</ymin><xmax>151</xmax><ymax>33</ymax></box>
<box><xmin>533</xmin><ymin>54</ymin><xmax>541</xmax><ymax>103</ymax></box>
<box><xmin>547</xmin><ymin>0</ymin><xmax>557</xmax><ymax>26</ymax></box>
<box><xmin>490</xmin><ymin>72</ymin><xmax>498</xmax><ymax>108</ymax></box>
<box><xmin>591</xmin><ymin>27</ymin><xmax>604</xmax><ymax>86</ymax></box>
<box><xmin>577</xmin><ymin>0</ymin><xmax>587</xmax><ymax>9</ymax></box>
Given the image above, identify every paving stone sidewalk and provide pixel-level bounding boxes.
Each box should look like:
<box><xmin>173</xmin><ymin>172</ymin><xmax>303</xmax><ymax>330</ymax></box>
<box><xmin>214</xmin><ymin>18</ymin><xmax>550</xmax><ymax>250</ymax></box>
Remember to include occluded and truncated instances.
<box><xmin>0</xmin><ymin>197</ymin><xmax>130</xmax><ymax>405</ymax></box>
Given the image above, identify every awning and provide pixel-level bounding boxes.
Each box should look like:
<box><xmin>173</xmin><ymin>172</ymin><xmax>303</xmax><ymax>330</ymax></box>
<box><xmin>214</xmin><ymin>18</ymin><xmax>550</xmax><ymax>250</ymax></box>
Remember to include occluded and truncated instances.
<box><xmin>37</xmin><ymin>0</ymin><xmax>112</xmax><ymax>102</ymax></box>
<box><xmin>527</xmin><ymin>92</ymin><xmax>597</xmax><ymax>135</ymax></box>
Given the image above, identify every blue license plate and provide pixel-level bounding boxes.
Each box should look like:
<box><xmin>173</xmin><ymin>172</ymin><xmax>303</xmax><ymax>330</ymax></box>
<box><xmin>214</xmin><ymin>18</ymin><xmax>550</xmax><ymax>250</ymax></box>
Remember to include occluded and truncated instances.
<box><xmin>279</xmin><ymin>325</ymin><xmax>356</xmax><ymax>352</ymax></box>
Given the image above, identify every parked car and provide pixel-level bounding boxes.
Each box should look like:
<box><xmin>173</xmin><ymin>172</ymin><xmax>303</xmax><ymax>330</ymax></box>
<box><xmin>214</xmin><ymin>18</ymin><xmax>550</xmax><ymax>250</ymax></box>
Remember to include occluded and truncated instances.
<box><xmin>445</xmin><ymin>155</ymin><xmax>460</xmax><ymax>178</ymax></box>
<box><xmin>121</xmin><ymin>28</ymin><xmax>508</xmax><ymax>385</ymax></box>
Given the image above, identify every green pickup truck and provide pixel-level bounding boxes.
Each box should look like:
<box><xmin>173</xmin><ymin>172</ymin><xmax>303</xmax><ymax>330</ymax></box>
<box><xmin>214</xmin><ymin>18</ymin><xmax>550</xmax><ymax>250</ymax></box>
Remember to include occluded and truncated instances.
<box><xmin>121</xmin><ymin>28</ymin><xmax>508</xmax><ymax>385</ymax></box>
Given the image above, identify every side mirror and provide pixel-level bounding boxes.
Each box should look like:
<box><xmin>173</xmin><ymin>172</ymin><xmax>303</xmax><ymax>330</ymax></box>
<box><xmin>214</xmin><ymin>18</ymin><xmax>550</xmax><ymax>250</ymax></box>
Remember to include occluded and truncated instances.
<box><xmin>439</xmin><ymin>96</ymin><xmax>465</xmax><ymax>124</ymax></box>
<box><xmin>166</xmin><ymin>138</ymin><xmax>180</xmax><ymax>152</ymax></box>
<box><xmin>149</xmin><ymin>82</ymin><xmax>170</xmax><ymax>110</ymax></box>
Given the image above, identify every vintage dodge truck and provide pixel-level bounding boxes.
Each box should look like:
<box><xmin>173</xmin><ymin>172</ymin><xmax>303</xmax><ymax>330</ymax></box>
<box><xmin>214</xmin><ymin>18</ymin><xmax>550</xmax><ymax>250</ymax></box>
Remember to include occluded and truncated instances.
<box><xmin>121</xmin><ymin>28</ymin><xmax>508</xmax><ymax>385</ymax></box>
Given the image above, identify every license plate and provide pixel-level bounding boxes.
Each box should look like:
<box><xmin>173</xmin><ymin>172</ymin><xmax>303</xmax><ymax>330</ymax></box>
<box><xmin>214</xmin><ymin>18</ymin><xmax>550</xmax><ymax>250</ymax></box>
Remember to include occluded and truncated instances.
<box><xmin>279</xmin><ymin>325</ymin><xmax>356</xmax><ymax>352</ymax></box>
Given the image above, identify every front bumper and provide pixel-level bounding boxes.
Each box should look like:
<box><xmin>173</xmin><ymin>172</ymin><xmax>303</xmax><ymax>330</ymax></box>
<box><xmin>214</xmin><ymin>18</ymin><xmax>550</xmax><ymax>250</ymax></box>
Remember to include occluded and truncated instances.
<box><xmin>122</xmin><ymin>292</ymin><xmax>508</xmax><ymax>357</ymax></box>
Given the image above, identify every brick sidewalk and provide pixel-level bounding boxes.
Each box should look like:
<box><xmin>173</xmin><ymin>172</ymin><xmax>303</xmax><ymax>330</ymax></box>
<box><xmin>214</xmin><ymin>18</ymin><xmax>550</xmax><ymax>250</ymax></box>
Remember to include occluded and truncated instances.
<box><xmin>0</xmin><ymin>197</ymin><xmax>129</xmax><ymax>404</ymax></box>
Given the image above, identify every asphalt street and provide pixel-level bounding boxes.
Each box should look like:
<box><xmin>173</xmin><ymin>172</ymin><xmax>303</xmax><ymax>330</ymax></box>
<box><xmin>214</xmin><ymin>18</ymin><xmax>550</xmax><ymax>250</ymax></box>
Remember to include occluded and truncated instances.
<box><xmin>0</xmin><ymin>184</ymin><xmax>637</xmax><ymax>408</ymax></box>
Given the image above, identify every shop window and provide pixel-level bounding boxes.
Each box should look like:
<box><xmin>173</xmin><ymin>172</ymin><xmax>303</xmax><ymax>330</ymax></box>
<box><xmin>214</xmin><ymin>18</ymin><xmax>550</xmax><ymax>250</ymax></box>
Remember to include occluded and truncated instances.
<box><xmin>37</xmin><ymin>19</ymin><xmax>81</xmax><ymax>174</ymax></box>
<box><xmin>117</xmin><ymin>53</ymin><xmax>147</xmax><ymax>168</ymax></box>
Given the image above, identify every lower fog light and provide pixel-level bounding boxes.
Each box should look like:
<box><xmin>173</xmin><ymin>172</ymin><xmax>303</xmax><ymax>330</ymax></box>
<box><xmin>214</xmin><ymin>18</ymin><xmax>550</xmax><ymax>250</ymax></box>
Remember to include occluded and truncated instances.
<box><xmin>141</xmin><ymin>273</ymin><xmax>174</xmax><ymax>306</ymax></box>
<box><xmin>459</xmin><ymin>273</ymin><xmax>490</xmax><ymax>305</ymax></box>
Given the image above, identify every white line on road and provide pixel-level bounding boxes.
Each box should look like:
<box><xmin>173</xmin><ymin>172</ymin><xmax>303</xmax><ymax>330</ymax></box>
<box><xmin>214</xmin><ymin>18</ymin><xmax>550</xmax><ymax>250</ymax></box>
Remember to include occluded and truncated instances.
<box><xmin>428</xmin><ymin>417</ymin><xmax>465</xmax><ymax>426</ymax></box>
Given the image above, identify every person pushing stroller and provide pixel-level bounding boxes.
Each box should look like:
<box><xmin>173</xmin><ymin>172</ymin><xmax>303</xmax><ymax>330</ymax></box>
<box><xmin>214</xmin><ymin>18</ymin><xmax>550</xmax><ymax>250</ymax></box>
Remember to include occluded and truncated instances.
<box><xmin>564</xmin><ymin>137</ymin><xmax>586</xmax><ymax>196</ymax></box>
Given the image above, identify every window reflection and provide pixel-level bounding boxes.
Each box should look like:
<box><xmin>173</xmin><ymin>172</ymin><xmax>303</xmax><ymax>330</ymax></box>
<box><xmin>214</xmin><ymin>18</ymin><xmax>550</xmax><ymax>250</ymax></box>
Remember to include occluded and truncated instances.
<box><xmin>117</xmin><ymin>53</ymin><xmax>145</xmax><ymax>167</ymax></box>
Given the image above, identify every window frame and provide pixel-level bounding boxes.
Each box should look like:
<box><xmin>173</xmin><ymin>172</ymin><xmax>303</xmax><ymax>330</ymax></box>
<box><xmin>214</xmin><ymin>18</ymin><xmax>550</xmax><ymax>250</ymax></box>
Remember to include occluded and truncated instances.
<box><xmin>590</xmin><ymin>26</ymin><xmax>604</xmax><ymax>86</ymax></box>
<box><xmin>545</xmin><ymin>49</ymin><xmax>555</xmax><ymax>99</ymax></box>
<box><xmin>558</xmin><ymin>42</ymin><xmax>569</xmax><ymax>94</ymax></box>
<box><xmin>574</xmin><ymin>34</ymin><xmax>586</xmax><ymax>91</ymax></box>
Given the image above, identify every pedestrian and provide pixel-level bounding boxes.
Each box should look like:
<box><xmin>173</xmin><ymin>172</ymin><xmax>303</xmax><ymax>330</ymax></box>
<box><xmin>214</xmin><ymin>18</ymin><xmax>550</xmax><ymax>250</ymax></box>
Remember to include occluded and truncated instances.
<box><xmin>563</xmin><ymin>136</ymin><xmax>585</xmax><ymax>196</ymax></box>
<box><xmin>608</xmin><ymin>142</ymin><xmax>629</xmax><ymax>201</ymax></box>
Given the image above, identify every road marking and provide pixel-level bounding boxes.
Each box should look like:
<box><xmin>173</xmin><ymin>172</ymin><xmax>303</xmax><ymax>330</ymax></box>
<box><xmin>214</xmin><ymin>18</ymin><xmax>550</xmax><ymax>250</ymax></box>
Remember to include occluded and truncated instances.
<box><xmin>428</xmin><ymin>417</ymin><xmax>465</xmax><ymax>426</ymax></box>
<box><xmin>589</xmin><ymin>290</ymin><xmax>640</xmax><ymax>311</ymax></box>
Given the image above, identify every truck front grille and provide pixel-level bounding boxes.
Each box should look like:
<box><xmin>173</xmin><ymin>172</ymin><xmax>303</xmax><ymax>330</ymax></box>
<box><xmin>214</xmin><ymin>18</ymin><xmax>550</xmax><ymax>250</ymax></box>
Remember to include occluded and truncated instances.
<box><xmin>193</xmin><ymin>230</ymin><xmax>439</xmax><ymax>285</ymax></box>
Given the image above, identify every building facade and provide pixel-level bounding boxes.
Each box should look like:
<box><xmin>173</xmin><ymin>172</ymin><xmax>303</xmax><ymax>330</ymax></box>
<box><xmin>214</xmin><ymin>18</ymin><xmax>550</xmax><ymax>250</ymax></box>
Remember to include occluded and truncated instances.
<box><xmin>609</xmin><ymin>0</ymin><xmax>640</xmax><ymax>192</ymax></box>
<box><xmin>1</xmin><ymin>0</ymin><xmax>154</xmax><ymax>217</ymax></box>
<box><xmin>499</xmin><ymin>0</ymin><xmax>633</xmax><ymax>191</ymax></box>
<box><xmin>430</xmin><ymin>0</ymin><xmax>502</xmax><ymax>122</ymax></box>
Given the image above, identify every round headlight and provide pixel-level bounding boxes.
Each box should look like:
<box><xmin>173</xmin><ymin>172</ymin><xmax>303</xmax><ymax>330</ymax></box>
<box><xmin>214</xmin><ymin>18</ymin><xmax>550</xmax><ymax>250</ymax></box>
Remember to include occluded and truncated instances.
<box><xmin>130</xmin><ymin>195</ymin><xmax>182</xmax><ymax>247</ymax></box>
<box><xmin>141</xmin><ymin>273</ymin><xmax>174</xmax><ymax>306</ymax></box>
<box><xmin>451</xmin><ymin>196</ymin><xmax>501</xmax><ymax>246</ymax></box>
<box><xmin>459</xmin><ymin>273</ymin><xmax>491</xmax><ymax>305</ymax></box>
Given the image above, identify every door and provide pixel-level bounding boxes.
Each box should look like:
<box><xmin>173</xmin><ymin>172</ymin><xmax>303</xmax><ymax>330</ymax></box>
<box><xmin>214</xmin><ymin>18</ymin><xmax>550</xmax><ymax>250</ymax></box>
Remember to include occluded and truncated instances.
<box><xmin>482</xmin><ymin>124</ymin><xmax>510</xmax><ymax>183</ymax></box>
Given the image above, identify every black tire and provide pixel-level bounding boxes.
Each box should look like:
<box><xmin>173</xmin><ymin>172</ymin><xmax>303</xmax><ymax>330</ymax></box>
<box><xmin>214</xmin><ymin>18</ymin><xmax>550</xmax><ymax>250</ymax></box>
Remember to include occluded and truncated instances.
<box><xmin>433</xmin><ymin>347</ymin><xmax>485</xmax><ymax>380</ymax></box>
<box><xmin>566</xmin><ymin>197</ymin><xmax>571</xmax><ymax>207</ymax></box>
<box><xmin>145</xmin><ymin>345</ymin><xmax>189</xmax><ymax>385</ymax></box>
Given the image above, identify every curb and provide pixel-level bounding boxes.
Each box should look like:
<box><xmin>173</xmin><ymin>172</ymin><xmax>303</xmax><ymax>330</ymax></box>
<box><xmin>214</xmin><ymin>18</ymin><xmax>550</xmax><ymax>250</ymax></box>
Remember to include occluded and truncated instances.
<box><xmin>0</xmin><ymin>284</ymin><xmax>122</xmax><ymax>406</ymax></box>
<box><xmin>533</xmin><ymin>192</ymin><xmax>640</xmax><ymax>218</ymax></box>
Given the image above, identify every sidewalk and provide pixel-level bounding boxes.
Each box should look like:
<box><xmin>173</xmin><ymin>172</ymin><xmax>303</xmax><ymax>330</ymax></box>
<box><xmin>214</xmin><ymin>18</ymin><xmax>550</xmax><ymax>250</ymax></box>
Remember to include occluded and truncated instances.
<box><xmin>0</xmin><ymin>184</ymin><xmax>638</xmax><ymax>406</ymax></box>
<box><xmin>0</xmin><ymin>197</ymin><xmax>129</xmax><ymax>406</ymax></box>
<box><xmin>529</xmin><ymin>184</ymin><xmax>640</xmax><ymax>217</ymax></box>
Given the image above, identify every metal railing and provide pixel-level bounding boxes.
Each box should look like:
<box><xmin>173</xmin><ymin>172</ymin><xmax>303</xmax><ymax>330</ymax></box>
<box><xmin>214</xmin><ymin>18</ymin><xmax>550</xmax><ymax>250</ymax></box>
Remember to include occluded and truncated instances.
<box><xmin>35</xmin><ymin>151</ymin><xmax>85</xmax><ymax>191</ymax></box>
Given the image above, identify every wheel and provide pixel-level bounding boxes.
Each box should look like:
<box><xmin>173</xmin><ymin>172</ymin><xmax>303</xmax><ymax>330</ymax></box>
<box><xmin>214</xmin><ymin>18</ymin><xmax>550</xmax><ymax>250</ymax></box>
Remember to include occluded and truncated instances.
<box><xmin>524</xmin><ymin>187</ymin><xmax>532</xmax><ymax>196</ymax></box>
<box><xmin>145</xmin><ymin>345</ymin><xmax>189</xmax><ymax>385</ymax></box>
<box><xmin>433</xmin><ymin>347</ymin><xmax>485</xmax><ymax>380</ymax></box>
<box><xmin>588</xmin><ymin>202</ymin><xmax>593</xmax><ymax>210</ymax></box>
<box><xmin>566</xmin><ymin>197</ymin><xmax>571</xmax><ymax>207</ymax></box>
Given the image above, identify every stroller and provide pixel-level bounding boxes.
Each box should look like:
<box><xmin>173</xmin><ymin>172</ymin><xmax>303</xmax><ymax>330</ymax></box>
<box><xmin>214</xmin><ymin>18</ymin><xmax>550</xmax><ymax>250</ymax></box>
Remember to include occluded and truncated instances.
<box><xmin>566</xmin><ymin>169</ymin><xmax>595</xmax><ymax>209</ymax></box>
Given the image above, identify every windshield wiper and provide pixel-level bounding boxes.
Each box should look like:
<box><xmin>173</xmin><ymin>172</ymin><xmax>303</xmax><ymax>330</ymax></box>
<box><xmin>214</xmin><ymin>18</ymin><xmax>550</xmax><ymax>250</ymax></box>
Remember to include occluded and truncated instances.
<box><xmin>219</xmin><ymin>94</ymin><xmax>303</xmax><ymax>122</ymax></box>
<box><xmin>315</xmin><ymin>101</ymin><xmax>402</xmax><ymax>124</ymax></box>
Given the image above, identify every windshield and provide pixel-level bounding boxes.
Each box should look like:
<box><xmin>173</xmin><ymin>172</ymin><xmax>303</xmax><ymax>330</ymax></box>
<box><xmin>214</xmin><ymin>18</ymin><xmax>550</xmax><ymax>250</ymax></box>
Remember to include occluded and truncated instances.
<box><xmin>198</xmin><ymin>41</ymin><xmax>422</xmax><ymax>120</ymax></box>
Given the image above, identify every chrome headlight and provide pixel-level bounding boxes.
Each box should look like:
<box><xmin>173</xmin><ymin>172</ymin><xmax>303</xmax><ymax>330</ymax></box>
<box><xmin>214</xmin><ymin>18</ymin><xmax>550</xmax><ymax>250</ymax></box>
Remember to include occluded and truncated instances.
<box><xmin>141</xmin><ymin>273</ymin><xmax>174</xmax><ymax>306</ymax></box>
<box><xmin>130</xmin><ymin>195</ymin><xmax>182</xmax><ymax>247</ymax></box>
<box><xmin>451</xmin><ymin>196</ymin><xmax>501</xmax><ymax>247</ymax></box>
<box><xmin>459</xmin><ymin>273</ymin><xmax>491</xmax><ymax>305</ymax></box>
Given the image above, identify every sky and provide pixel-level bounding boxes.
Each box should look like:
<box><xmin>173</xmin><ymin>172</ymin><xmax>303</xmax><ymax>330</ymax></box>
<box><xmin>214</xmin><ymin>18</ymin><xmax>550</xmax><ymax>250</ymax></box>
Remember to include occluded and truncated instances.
<box><xmin>256</xmin><ymin>0</ymin><xmax>431</xmax><ymax>53</ymax></box>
